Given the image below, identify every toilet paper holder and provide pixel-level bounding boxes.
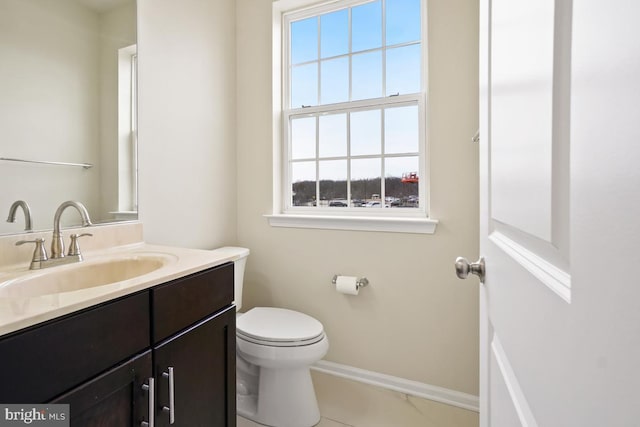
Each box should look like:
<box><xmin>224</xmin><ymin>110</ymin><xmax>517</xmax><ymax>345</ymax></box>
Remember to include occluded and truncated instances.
<box><xmin>332</xmin><ymin>275</ymin><xmax>369</xmax><ymax>289</ymax></box>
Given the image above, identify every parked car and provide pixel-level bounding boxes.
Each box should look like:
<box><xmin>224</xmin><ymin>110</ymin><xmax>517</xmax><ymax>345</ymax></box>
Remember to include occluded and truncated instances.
<box><xmin>329</xmin><ymin>201</ymin><xmax>348</xmax><ymax>207</ymax></box>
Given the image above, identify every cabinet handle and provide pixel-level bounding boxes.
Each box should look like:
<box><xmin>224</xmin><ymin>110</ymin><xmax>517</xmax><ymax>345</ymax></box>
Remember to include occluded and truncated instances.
<box><xmin>162</xmin><ymin>367</ymin><xmax>175</xmax><ymax>424</ymax></box>
<box><xmin>141</xmin><ymin>377</ymin><xmax>155</xmax><ymax>427</ymax></box>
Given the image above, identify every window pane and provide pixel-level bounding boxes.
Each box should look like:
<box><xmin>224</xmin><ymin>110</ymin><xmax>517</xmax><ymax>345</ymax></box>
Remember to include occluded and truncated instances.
<box><xmin>321</xmin><ymin>9</ymin><xmax>349</xmax><ymax>58</ymax></box>
<box><xmin>352</xmin><ymin>51</ymin><xmax>382</xmax><ymax>101</ymax></box>
<box><xmin>291</xmin><ymin>63</ymin><xmax>318</xmax><ymax>107</ymax></box>
<box><xmin>386</xmin><ymin>44</ymin><xmax>421</xmax><ymax>96</ymax></box>
<box><xmin>351</xmin><ymin>110</ymin><xmax>381</xmax><ymax>156</ymax></box>
<box><xmin>386</xmin><ymin>0</ymin><xmax>421</xmax><ymax>46</ymax></box>
<box><xmin>291</xmin><ymin>17</ymin><xmax>318</xmax><ymax>65</ymax></box>
<box><xmin>352</xmin><ymin>0</ymin><xmax>382</xmax><ymax>52</ymax></box>
<box><xmin>291</xmin><ymin>117</ymin><xmax>316</xmax><ymax>159</ymax></box>
<box><xmin>321</xmin><ymin>57</ymin><xmax>349</xmax><ymax>104</ymax></box>
<box><xmin>286</xmin><ymin>1</ymin><xmax>426</xmax><ymax>213</ymax></box>
<box><xmin>385</xmin><ymin>105</ymin><xmax>419</xmax><ymax>154</ymax></box>
<box><xmin>385</xmin><ymin>156</ymin><xmax>419</xmax><ymax>208</ymax></box>
<box><xmin>319</xmin><ymin>113</ymin><xmax>347</xmax><ymax>158</ymax></box>
<box><xmin>351</xmin><ymin>158</ymin><xmax>381</xmax><ymax>207</ymax></box>
<box><xmin>320</xmin><ymin>160</ymin><xmax>347</xmax><ymax>205</ymax></box>
<box><xmin>292</xmin><ymin>161</ymin><xmax>316</xmax><ymax>206</ymax></box>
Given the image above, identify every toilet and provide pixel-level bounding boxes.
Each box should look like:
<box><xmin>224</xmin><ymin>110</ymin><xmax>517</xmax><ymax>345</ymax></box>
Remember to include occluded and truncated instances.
<box><xmin>213</xmin><ymin>247</ymin><xmax>329</xmax><ymax>427</ymax></box>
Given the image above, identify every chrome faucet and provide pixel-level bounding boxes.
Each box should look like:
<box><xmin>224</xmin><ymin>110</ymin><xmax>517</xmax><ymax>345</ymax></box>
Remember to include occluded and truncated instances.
<box><xmin>15</xmin><ymin>201</ymin><xmax>93</xmax><ymax>270</ymax></box>
<box><xmin>6</xmin><ymin>200</ymin><xmax>32</xmax><ymax>231</ymax></box>
<box><xmin>51</xmin><ymin>201</ymin><xmax>93</xmax><ymax>259</ymax></box>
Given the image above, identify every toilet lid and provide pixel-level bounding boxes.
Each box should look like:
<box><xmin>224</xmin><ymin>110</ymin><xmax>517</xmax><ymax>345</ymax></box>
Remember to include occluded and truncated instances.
<box><xmin>236</xmin><ymin>307</ymin><xmax>324</xmax><ymax>344</ymax></box>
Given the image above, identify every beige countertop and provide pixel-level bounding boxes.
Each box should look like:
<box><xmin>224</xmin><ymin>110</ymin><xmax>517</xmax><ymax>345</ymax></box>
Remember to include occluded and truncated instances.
<box><xmin>0</xmin><ymin>222</ymin><xmax>237</xmax><ymax>337</ymax></box>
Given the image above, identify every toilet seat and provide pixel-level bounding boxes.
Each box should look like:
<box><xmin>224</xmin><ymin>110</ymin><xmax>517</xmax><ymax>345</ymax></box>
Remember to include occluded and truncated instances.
<box><xmin>237</xmin><ymin>307</ymin><xmax>325</xmax><ymax>347</ymax></box>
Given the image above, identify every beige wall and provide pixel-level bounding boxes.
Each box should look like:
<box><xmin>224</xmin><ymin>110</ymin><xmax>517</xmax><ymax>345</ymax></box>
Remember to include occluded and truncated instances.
<box><xmin>137</xmin><ymin>0</ymin><xmax>238</xmax><ymax>249</ymax></box>
<box><xmin>236</xmin><ymin>0</ymin><xmax>480</xmax><ymax>395</ymax></box>
<box><xmin>136</xmin><ymin>0</ymin><xmax>478</xmax><ymax>396</ymax></box>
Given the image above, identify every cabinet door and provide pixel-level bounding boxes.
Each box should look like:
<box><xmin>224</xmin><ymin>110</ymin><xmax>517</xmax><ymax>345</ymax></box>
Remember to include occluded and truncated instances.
<box><xmin>154</xmin><ymin>306</ymin><xmax>235</xmax><ymax>427</ymax></box>
<box><xmin>51</xmin><ymin>350</ymin><xmax>153</xmax><ymax>427</ymax></box>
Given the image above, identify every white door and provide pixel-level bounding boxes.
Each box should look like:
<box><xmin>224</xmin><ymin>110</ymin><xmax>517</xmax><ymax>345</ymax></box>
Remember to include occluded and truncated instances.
<box><xmin>463</xmin><ymin>0</ymin><xmax>640</xmax><ymax>426</ymax></box>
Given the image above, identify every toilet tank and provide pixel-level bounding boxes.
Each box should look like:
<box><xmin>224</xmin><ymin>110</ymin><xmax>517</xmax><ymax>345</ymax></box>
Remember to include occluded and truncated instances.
<box><xmin>210</xmin><ymin>247</ymin><xmax>250</xmax><ymax>311</ymax></box>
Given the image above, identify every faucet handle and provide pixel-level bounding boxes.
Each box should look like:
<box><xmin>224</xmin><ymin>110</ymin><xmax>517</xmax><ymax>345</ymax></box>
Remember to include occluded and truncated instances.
<box><xmin>16</xmin><ymin>238</ymin><xmax>49</xmax><ymax>265</ymax></box>
<box><xmin>68</xmin><ymin>233</ymin><xmax>93</xmax><ymax>257</ymax></box>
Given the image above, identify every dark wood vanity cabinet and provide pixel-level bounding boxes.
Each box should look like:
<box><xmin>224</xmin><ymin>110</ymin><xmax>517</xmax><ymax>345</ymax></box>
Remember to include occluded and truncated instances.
<box><xmin>154</xmin><ymin>307</ymin><xmax>235</xmax><ymax>427</ymax></box>
<box><xmin>0</xmin><ymin>291</ymin><xmax>151</xmax><ymax>404</ymax></box>
<box><xmin>0</xmin><ymin>262</ymin><xmax>235</xmax><ymax>427</ymax></box>
<box><xmin>151</xmin><ymin>264</ymin><xmax>235</xmax><ymax>427</ymax></box>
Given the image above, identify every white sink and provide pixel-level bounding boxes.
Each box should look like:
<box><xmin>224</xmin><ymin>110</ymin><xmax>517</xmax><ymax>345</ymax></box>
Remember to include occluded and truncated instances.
<box><xmin>0</xmin><ymin>253</ymin><xmax>177</xmax><ymax>299</ymax></box>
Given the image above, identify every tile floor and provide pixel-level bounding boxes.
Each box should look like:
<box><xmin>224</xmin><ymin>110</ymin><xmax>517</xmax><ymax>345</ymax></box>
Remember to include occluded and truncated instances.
<box><xmin>237</xmin><ymin>371</ymin><xmax>479</xmax><ymax>427</ymax></box>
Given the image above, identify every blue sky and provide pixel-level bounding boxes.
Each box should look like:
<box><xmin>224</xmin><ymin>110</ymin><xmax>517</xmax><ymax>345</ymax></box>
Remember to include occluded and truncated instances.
<box><xmin>289</xmin><ymin>0</ymin><xmax>422</xmax><ymax>188</ymax></box>
<box><xmin>290</xmin><ymin>0</ymin><xmax>422</xmax><ymax>107</ymax></box>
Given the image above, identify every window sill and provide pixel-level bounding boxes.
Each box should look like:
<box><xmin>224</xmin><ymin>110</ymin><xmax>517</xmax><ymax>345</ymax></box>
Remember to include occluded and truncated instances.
<box><xmin>109</xmin><ymin>211</ymin><xmax>138</xmax><ymax>220</ymax></box>
<box><xmin>265</xmin><ymin>214</ymin><xmax>438</xmax><ymax>234</ymax></box>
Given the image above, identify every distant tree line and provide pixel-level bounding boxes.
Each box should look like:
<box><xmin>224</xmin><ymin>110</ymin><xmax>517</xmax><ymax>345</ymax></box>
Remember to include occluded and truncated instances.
<box><xmin>293</xmin><ymin>177</ymin><xmax>418</xmax><ymax>205</ymax></box>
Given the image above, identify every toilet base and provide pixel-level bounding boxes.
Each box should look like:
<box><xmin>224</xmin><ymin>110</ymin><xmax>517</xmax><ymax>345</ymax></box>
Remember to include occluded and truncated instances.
<box><xmin>237</xmin><ymin>363</ymin><xmax>321</xmax><ymax>427</ymax></box>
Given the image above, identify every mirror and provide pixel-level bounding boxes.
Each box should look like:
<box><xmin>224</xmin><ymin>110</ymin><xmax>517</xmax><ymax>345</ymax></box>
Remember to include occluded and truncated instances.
<box><xmin>0</xmin><ymin>0</ymin><xmax>137</xmax><ymax>235</ymax></box>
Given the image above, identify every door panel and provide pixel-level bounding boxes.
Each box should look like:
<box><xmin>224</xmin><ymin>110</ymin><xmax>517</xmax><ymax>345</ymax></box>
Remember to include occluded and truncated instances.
<box><xmin>479</xmin><ymin>0</ymin><xmax>640</xmax><ymax>426</ymax></box>
<box><xmin>488</xmin><ymin>0</ymin><xmax>571</xmax><ymax>301</ymax></box>
<box><xmin>489</xmin><ymin>335</ymin><xmax>537</xmax><ymax>427</ymax></box>
<box><xmin>489</xmin><ymin>350</ymin><xmax>521</xmax><ymax>427</ymax></box>
<box><xmin>490</xmin><ymin>0</ymin><xmax>555</xmax><ymax>242</ymax></box>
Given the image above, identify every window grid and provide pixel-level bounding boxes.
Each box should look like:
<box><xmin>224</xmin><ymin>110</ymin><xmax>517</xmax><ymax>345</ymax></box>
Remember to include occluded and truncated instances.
<box><xmin>315</xmin><ymin>114</ymin><xmax>320</xmax><ymax>204</ymax></box>
<box><xmin>316</xmin><ymin>17</ymin><xmax>321</xmax><ymax>108</ymax></box>
<box><xmin>348</xmin><ymin>7</ymin><xmax>353</xmax><ymax>101</ymax></box>
<box><xmin>288</xmin><ymin>0</ymin><xmax>421</xmax><ymax>109</ymax></box>
<box><xmin>288</xmin><ymin>99</ymin><xmax>421</xmax><ymax>210</ymax></box>
<box><xmin>283</xmin><ymin>0</ymin><xmax>426</xmax><ymax>216</ymax></box>
<box><xmin>346</xmin><ymin>110</ymin><xmax>352</xmax><ymax>204</ymax></box>
<box><xmin>381</xmin><ymin>0</ymin><xmax>387</xmax><ymax>98</ymax></box>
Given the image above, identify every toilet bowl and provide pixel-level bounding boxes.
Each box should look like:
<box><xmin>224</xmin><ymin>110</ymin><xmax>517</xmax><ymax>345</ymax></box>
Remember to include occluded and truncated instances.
<box><xmin>211</xmin><ymin>247</ymin><xmax>329</xmax><ymax>427</ymax></box>
<box><xmin>237</xmin><ymin>307</ymin><xmax>329</xmax><ymax>426</ymax></box>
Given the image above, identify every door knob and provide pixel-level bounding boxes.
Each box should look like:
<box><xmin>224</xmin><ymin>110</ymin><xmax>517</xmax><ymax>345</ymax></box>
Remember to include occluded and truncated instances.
<box><xmin>455</xmin><ymin>257</ymin><xmax>485</xmax><ymax>283</ymax></box>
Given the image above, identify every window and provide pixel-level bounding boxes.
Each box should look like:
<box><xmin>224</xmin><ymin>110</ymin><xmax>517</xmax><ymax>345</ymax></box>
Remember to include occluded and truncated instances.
<box><xmin>116</xmin><ymin>44</ymin><xmax>138</xmax><ymax>218</ymax></box>
<box><xmin>271</xmin><ymin>0</ymin><xmax>437</xmax><ymax>233</ymax></box>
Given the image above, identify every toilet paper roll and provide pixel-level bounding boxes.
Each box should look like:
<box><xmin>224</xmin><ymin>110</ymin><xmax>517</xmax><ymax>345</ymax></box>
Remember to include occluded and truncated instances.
<box><xmin>335</xmin><ymin>276</ymin><xmax>360</xmax><ymax>295</ymax></box>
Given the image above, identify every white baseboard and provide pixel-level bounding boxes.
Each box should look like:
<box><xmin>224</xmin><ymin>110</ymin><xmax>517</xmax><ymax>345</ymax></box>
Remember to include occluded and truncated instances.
<box><xmin>311</xmin><ymin>360</ymin><xmax>479</xmax><ymax>413</ymax></box>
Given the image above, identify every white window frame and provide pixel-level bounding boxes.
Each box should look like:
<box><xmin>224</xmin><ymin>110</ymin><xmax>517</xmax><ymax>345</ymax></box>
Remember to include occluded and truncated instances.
<box><xmin>267</xmin><ymin>0</ymin><xmax>437</xmax><ymax>234</ymax></box>
<box><xmin>114</xmin><ymin>44</ymin><xmax>138</xmax><ymax>219</ymax></box>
